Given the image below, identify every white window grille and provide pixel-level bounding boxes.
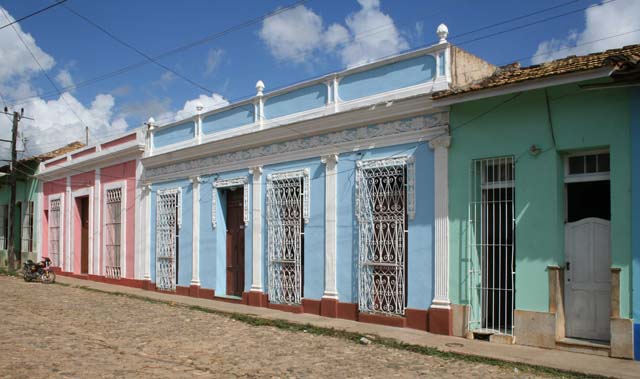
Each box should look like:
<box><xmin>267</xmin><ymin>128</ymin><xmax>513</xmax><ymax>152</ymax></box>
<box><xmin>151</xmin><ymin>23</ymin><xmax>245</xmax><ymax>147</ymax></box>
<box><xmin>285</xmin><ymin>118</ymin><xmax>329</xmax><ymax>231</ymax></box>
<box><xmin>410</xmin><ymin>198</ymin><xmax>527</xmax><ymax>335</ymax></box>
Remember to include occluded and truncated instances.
<box><xmin>49</xmin><ymin>199</ymin><xmax>61</xmax><ymax>267</ymax></box>
<box><xmin>105</xmin><ymin>188</ymin><xmax>123</xmax><ymax>279</ymax></box>
<box><xmin>267</xmin><ymin>169</ymin><xmax>309</xmax><ymax>305</ymax></box>
<box><xmin>0</xmin><ymin>204</ymin><xmax>8</xmax><ymax>250</ymax></box>
<box><xmin>156</xmin><ymin>188</ymin><xmax>181</xmax><ymax>291</ymax></box>
<box><xmin>356</xmin><ymin>157</ymin><xmax>410</xmax><ymax>316</ymax></box>
<box><xmin>20</xmin><ymin>201</ymin><xmax>34</xmax><ymax>253</ymax></box>
<box><xmin>468</xmin><ymin>157</ymin><xmax>515</xmax><ymax>336</ymax></box>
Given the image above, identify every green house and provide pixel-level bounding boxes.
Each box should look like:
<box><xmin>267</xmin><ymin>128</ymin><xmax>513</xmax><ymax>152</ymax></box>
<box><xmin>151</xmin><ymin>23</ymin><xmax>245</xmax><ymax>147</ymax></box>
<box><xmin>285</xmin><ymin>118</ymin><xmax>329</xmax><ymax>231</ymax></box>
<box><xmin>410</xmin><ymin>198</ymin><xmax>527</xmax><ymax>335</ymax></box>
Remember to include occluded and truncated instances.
<box><xmin>433</xmin><ymin>44</ymin><xmax>639</xmax><ymax>359</ymax></box>
<box><xmin>0</xmin><ymin>142</ymin><xmax>83</xmax><ymax>268</ymax></box>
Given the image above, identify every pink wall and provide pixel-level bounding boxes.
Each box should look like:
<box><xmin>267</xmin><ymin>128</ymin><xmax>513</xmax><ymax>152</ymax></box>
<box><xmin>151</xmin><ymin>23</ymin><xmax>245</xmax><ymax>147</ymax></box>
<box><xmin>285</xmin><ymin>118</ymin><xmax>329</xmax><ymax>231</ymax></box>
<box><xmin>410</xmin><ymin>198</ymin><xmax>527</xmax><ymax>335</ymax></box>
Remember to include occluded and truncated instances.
<box><xmin>100</xmin><ymin>133</ymin><xmax>137</xmax><ymax>150</ymax></box>
<box><xmin>101</xmin><ymin>161</ymin><xmax>137</xmax><ymax>278</ymax></box>
<box><xmin>39</xmin><ymin>161</ymin><xmax>138</xmax><ymax>278</ymax></box>
<box><xmin>42</xmin><ymin>179</ymin><xmax>67</xmax><ymax>261</ymax></box>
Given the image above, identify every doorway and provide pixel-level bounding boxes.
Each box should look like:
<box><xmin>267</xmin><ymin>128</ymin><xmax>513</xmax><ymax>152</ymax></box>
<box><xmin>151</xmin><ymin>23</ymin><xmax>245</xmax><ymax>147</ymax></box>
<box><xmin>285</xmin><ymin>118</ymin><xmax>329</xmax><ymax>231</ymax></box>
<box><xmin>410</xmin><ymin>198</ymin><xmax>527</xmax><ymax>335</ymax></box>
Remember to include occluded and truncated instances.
<box><xmin>225</xmin><ymin>188</ymin><xmax>245</xmax><ymax>297</ymax></box>
<box><xmin>564</xmin><ymin>152</ymin><xmax>611</xmax><ymax>342</ymax></box>
<box><xmin>77</xmin><ymin>196</ymin><xmax>90</xmax><ymax>274</ymax></box>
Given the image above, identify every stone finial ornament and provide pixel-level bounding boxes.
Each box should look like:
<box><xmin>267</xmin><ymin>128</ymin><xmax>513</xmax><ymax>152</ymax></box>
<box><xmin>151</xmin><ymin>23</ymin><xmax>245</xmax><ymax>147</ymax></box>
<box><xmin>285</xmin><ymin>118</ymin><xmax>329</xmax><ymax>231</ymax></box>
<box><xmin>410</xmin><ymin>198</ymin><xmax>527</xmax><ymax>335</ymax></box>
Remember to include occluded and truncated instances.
<box><xmin>146</xmin><ymin>117</ymin><xmax>156</xmax><ymax>129</ymax></box>
<box><xmin>437</xmin><ymin>23</ymin><xmax>449</xmax><ymax>43</ymax></box>
<box><xmin>256</xmin><ymin>80</ymin><xmax>265</xmax><ymax>96</ymax></box>
<box><xmin>195</xmin><ymin>101</ymin><xmax>204</xmax><ymax>114</ymax></box>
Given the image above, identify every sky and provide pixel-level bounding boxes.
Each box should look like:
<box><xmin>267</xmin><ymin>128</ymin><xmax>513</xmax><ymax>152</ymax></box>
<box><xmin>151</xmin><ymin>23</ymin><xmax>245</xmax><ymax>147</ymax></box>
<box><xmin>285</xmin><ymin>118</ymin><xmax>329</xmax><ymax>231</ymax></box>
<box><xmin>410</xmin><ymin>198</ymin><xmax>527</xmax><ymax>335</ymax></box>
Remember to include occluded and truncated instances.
<box><xmin>0</xmin><ymin>0</ymin><xmax>638</xmax><ymax>160</ymax></box>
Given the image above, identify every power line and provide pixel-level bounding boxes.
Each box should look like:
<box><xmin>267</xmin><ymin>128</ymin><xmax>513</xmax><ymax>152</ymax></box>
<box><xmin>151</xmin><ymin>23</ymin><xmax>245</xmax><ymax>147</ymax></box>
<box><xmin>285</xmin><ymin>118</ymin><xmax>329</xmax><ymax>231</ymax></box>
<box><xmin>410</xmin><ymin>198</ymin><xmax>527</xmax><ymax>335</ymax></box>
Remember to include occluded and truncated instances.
<box><xmin>0</xmin><ymin>7</ymin><xmax>88</xmax><ymax>131</ymax></box>
<box><xmin>62</xmin><ymin>4</ymin><xmax>214</xmax><ymax>94</ymax></box>
<box><xmin>7</xmin><ymin>0</ymin><xmax>310</xmax><ymax>106</ymax></box>
<box><xmin>0</xmin><ymin>0</ymin><xmax>67</xmax><ymax>31</ymax></box>
<box><xmin>5</xmin><ymin>0</ymin><xmax>586</xmax><ymax>107</ymax></box>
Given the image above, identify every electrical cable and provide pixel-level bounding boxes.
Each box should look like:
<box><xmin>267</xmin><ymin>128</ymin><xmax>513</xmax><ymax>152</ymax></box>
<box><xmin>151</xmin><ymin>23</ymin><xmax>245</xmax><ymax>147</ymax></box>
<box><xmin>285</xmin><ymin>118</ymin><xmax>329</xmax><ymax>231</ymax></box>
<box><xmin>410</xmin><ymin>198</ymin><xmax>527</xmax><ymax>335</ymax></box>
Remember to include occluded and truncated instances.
<box><xmin>0</xmin><ymin>0</ymin><xmax>67</xmax><ymax>31</ymax></box>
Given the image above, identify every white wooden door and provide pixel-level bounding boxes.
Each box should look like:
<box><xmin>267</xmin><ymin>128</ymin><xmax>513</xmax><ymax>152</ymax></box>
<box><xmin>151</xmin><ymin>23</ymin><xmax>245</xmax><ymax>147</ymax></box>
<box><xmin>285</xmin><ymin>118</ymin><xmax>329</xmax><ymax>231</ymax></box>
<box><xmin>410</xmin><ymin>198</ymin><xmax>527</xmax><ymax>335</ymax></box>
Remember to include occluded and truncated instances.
<box><xmin>564</xmin><ymin>217</ymin><xmax>611</xmax><ymax>341</ymax></box>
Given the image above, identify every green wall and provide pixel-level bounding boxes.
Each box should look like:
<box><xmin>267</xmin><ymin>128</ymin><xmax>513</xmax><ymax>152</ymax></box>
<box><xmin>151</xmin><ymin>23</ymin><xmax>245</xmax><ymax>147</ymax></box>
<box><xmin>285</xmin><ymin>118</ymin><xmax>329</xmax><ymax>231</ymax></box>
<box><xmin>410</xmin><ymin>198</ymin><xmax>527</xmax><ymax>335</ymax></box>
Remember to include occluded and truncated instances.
<box><xmin>0</xmin><ymin>176</ymin><xmax>40</xmax><ymax>266</ymax></box>
<box><xmin>448</xmin><ymin>82</ymin><xmax>632</xmax><ymax>318</ymax></box>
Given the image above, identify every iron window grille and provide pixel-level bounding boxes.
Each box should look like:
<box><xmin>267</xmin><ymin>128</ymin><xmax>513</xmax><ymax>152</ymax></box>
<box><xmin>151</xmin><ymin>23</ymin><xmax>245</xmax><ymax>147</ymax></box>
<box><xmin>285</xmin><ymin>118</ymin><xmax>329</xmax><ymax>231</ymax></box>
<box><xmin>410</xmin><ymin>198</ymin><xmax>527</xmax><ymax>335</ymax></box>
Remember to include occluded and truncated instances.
<box><xmin>356</xmin><ymin>157</ymin><xmax>413</xmax><ymax>316</ymax></box>
<box><xmin>156</xmin><ymin>188</ymin><xmax>181</xmax><ymax>291</ymax></box>
<box><xmin>266</xmin><ymin>169</ymin><xmax>310</xmax><ymax>305</ymax></box>
<box><xmin>468</xmin><ymin>156</ymin><xmax>516</xmax><ymax>336</ymax></box>
<box><xmin>21</xmin><ymin>201</ymin><xmax>34</xmax><ymax>253</ymax></box>
<box><xmin>49</xmin><ymin>199</ymin><xmax>61</xmax><ymax>267</ymax></box>
<box><xmin>105</xmin><ymin>188</ymin><xmax>123</xmax><ymax>279</ymax></box>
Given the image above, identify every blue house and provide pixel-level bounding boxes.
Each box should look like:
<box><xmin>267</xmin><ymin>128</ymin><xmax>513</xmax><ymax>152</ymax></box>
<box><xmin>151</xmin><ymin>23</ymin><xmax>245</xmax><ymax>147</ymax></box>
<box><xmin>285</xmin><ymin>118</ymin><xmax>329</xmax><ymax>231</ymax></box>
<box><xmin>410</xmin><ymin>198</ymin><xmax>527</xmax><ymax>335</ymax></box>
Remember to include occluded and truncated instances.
<box><xmin>138</xmin><ymin>25</ymin><xmax>495</xmax><ymax>334</ymax></box>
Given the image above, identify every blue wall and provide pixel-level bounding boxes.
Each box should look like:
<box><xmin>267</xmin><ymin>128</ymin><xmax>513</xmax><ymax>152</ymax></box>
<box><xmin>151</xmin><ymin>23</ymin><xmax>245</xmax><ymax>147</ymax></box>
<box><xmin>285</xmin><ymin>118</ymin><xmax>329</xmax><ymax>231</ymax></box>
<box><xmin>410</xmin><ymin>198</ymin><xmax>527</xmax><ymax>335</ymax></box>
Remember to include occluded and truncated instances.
<box><xmin>336</xmin><ymin>142</ymin><xmax>435</xmax><ymax>310</ymax></box>
<box><xmin>202</xmin><ymin>104</ymin><xmax>254</xmax><ymax>135</ymax></box>
<box><xmin>261</xmin><ymin>158</ymin><xmax>325</xmax><ymax>300</ymax></box>
<box><xmin>632</xmin><ymin>88</ymin><xmax>640</xmax><ymax>361</ymax></box>
<box><xmin>264</xmin><ymin>84</ymin><xmax>327</xmax><ymax>120</ymax></box>
<box><xmin>339</xmin><ymin>55</ymin><xmax>436</xmax><ymax>101</ymax></box>
<box><xmin>150</xmin><ymin>179</ymin><xmax>193</xmax><ymax>287</ymax></box>
<box><xmin>154</xmin><ymin>121</ymin><xmax>195</xmax><ymax>149</ymax></box>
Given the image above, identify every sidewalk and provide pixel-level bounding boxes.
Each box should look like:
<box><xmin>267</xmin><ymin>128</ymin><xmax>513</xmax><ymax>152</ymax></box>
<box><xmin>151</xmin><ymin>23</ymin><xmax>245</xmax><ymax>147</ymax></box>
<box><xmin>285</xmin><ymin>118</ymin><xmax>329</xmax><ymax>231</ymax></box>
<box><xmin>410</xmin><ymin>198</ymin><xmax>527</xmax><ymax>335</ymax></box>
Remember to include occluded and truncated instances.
<box><xmin>56</xmin><ymin>276</ymin><xmax>639</xmax><ymax>379</ymax></box>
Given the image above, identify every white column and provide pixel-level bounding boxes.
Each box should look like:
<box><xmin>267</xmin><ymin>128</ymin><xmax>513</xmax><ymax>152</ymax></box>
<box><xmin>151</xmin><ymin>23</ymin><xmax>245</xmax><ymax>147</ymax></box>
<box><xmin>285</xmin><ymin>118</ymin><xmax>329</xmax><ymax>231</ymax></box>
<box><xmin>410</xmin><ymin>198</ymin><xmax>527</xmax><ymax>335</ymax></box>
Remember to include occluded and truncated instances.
<box><xmin>190</xmin><ymin>176</ymin><xmax>201</xmax><ymax>286</ymax></box>
<box><xmin>429</xmin><ymin>136</ymin><xmax>451</xmax><ymax>308</ymax></box>
<box><xmin>35</xmin><ymin>181</ymin><xmax>43</xmax><ymax>261</ymax></box>
<box><xmin>134</xmin><ymin>159</ymin><xmax>143</xmax><ymax>279</ymax></box>
<box><xmin>143</xmin><ymin>184</ymin><xmax>151</xmax><ymax>281</ymax></box>
<box><xmin>321</xmin><ymin>154</ymin><xmax>339</xmax><ymax>299</ymax></box>
<box><xmin>65</xmin><ymin>176</ymin><xmax>71</xmax><ymax>272</ymax></box>
<box><xmin>255</xmin><ymin>80</ymin><xmax>265</xmax><ymax>130</ymax></box>
<box><xmin>249</xmin><ymin>166</ymin><xmax>263</xmax><ymax>292</ymax></box>
<box><xmin>93</xmin><ymin>168</ymin><xmax>101</xmax><ymax>275</ymax></box>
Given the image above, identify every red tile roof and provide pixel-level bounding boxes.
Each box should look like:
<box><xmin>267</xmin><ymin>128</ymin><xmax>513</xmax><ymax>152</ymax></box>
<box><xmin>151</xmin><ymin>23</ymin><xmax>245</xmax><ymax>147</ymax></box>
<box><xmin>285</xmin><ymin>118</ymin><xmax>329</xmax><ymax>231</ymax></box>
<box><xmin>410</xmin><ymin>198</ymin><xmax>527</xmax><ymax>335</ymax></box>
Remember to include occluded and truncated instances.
<box><xmin>433</xmin><ymin>44</ymin><xmax>640</xmax><ymax>99</ymax></box>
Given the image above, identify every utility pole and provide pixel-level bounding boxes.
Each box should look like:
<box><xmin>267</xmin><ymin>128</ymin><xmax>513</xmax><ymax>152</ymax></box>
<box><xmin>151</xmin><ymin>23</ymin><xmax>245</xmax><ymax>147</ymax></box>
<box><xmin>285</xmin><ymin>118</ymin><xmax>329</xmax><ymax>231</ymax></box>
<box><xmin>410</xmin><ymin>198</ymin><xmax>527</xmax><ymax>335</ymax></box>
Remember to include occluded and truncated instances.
<box><xmin>6</xmin><ymin>110</ymin><xmax>20</xmax><ymax>271</ymax></box>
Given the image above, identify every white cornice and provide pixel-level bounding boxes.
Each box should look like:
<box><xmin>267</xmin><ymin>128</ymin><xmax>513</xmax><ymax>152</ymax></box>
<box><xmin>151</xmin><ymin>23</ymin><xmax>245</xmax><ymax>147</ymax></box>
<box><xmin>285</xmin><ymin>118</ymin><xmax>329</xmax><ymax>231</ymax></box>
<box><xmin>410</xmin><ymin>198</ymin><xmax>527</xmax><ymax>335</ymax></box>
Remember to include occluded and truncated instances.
<box><xmin>36</xmin><ymin>141</ymin><xmax>144</xmax><ymax>182</ymax></box>
<box><xmin>144</xmin><ymin>95</ymin><xmax>446</xmax><ymax>170</ymax></box>
<box><xmin>144</xmin><ymin>114</ymin><xmax>448</xmax><ymax>184</ymax></box>
<box><xmin>433</xmin><ymin>67</ymin><xmax>611</xmax><ymax>107</ymax></box>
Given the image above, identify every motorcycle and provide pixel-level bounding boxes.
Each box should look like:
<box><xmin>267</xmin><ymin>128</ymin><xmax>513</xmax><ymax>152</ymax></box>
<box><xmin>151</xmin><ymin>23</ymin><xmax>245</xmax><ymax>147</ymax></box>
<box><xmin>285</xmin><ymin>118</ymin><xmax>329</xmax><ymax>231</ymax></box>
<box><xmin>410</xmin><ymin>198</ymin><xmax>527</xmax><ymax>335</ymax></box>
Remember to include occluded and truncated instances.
<box><xmin>22</xmin><ymin>258</ymin><xmax>56</xmax><ymax>284</ymax></box>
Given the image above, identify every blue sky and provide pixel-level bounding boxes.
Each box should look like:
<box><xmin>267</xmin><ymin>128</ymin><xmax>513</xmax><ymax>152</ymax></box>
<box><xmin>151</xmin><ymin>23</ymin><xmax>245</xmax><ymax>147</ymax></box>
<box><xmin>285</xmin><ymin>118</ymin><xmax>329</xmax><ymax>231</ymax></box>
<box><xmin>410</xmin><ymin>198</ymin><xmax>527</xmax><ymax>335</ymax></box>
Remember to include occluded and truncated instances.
<box><xmin>0</xmin><ymin>0</ymin><xmax>638</xmax><ymax>158</ymax></box>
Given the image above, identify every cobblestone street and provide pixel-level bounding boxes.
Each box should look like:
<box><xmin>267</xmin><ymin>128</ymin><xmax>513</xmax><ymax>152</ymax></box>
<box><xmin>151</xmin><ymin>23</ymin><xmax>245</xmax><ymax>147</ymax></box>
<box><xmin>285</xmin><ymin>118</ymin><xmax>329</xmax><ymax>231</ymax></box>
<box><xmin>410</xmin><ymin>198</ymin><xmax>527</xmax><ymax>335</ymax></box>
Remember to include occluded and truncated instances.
<box><xmin>0</xmin><ymin>276</ymin><xmax>555</xmax><ymax>378</ymax></box>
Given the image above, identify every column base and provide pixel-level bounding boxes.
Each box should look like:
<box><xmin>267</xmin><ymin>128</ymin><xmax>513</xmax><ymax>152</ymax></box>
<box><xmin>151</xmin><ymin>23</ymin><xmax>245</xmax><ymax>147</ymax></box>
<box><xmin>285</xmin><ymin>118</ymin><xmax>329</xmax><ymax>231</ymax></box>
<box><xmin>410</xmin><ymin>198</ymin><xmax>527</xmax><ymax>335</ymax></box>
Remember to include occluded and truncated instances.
<box><xmin>406</xmin><ymin>308</ymin><xmax>429</xmax><ymax>331</ymax></box>
<box><xmin>245</xmin><ymin>290</ymin><xmax>268</xmax><ymax>307</ymax></box>
<box><xmin>188</xmin><ymin>285</ymin><xmax>200</xmax><ymax>298</ymax></box>
<box><xmin>320</xmin><ymin>297</ymin><xmax>339</xmax><ymax>318</ymax></box>
<box><xmin>428</xmin><ymin>306</ymin><xmax>453</xmax><ymax>335</ymax></box>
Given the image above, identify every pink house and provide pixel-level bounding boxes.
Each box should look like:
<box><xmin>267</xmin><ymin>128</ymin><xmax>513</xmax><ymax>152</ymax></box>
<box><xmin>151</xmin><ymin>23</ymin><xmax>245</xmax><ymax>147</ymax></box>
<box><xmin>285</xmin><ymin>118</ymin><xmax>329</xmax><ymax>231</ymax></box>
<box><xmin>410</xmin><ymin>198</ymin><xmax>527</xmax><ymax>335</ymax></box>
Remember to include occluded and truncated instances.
<box><xmin>37</xmin><ymin>131</ymin><xmax>145</xmax><ymax>286</ymax></box>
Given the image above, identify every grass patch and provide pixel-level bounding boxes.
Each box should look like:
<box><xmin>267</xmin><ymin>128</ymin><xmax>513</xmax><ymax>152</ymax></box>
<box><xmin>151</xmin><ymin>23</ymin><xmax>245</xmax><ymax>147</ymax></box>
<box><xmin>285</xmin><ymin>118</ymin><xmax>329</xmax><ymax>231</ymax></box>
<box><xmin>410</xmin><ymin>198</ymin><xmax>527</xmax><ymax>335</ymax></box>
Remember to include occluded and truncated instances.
<box><xmin>7</xmin><ymin>273</ymin><xmax>611</xmax><ymax>379</ymax></box>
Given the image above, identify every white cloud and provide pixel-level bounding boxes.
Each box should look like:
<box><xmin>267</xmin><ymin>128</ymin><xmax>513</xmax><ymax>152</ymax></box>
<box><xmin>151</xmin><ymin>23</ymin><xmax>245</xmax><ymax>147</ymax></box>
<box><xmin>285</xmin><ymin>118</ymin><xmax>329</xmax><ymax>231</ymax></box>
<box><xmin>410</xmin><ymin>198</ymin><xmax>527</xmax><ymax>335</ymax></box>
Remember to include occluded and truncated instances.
<box><xmin>532</xmin><ymin>0</ymin><xmax>640</xmax><ymax>64</ymax></box>
<box><xmin>55</xmin><ymin>69</ymin><xmax>74</xmax><ymax>89</ymax></box>
<box><xmin>259</xmin><ymin>0</ymin><xmax>408</xmax><ymax>67</ymax></box>
<box><xmin>0</xmin><ymin>7</ymin><xmax>55</xmax><ymax>84</ymax></box>
<box><xmin>173</xmin><ymin>93</ymin><xmax>229</xmax><ymax>121</ymax></box>
<box><xmin>259</xmin><ymin>5</ymin><xmax>324</xmax><ymax>63</ymax></box>
<box><xmin>0</xmin><ymin>93</ymin><xmax>129</xmax><ymax>157</ymax></box>
<box><xmin>205</xmin><ymin>48</ymin><xmax>225</xmax><ymax>75</ymax></box>
<box><xmin>0</xmin><ymin>6</ymin><xmax>129</xmax><ymax>159</ymax></box>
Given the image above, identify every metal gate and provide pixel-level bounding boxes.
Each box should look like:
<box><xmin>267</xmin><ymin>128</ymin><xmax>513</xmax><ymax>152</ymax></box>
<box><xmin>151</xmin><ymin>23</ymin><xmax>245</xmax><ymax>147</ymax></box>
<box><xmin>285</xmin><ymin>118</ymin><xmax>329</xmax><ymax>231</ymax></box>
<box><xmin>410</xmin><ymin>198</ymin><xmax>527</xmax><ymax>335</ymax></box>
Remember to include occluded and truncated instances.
<box><xmin>49</xmin><ymin>199</ymin><xmax>61</xmax><ymax>267</ymax></box>
<box><xmin>105</xmin><ymin>188</ymin><xmax>122</xmax><ymax>279</ymax></box>
<box><xmin>468</xmin><ymin>157</ymin><xmax>515</xmax><ymax>335</ymax></box>
<box><xmin>156</xmin><ymin>189</ymin><xmax>181</xmax><ymax>291</ymax></box>
<box><xmin>267</xmin><ymin>170</ymin><xmax>308</xmax><ymax>305</ymax></box>
<box><xmin>356</xmin><ymin>158</ymin><xmax>408</xmax><ymax>316</ymax></box>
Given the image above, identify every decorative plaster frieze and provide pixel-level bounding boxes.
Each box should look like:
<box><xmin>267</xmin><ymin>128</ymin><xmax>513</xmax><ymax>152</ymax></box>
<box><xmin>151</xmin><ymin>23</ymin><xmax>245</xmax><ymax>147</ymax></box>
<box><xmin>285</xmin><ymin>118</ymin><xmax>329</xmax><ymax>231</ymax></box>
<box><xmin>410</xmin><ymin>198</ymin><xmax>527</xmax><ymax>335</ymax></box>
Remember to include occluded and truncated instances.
<box><xmin>146</xmin><ymin>114</ymin><xmax>445</xmax><ymax>180</ymax></box>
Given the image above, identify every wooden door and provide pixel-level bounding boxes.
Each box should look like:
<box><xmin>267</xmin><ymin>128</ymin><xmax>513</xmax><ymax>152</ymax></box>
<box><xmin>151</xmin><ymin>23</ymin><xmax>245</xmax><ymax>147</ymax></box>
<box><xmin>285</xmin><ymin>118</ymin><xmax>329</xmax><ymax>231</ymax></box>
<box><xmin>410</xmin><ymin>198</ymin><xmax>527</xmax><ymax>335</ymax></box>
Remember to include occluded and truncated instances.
<box><xmin>564</xmin><ymin>218</ymin><xmax>611</xmax><ymax>341</ymax></box>
<box><xmin>80</xmin><ymin>197</ymin><xmax>89</xmax><ymax>274</ymax></box>
<box><xmin>226</xmin><ymin>189</ymin><xmax>245</xmax><ymax>296</ymax></box>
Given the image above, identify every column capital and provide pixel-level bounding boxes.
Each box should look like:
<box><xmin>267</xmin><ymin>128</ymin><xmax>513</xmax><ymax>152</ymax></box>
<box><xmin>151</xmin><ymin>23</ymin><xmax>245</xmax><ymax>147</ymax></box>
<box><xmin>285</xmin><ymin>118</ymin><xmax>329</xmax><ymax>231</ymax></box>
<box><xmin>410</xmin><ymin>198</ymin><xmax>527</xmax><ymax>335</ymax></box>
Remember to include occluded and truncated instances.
<box><xmin>321</xmin><ymin>154</ymin><xmax>339</xmax><ymax>165</ymax></box>
<box><xmin>428</xmin><ymin>135</ymin><xmax>451</xmax><ymax>150</ymax></box>
<box><xmin>189</xmin><ymin>176</ymin><xmax>202</xmax><ymax>184</ymax></box>
<box><xmin>249</xmin><ymin>166</ymin><xmax>263</xmax><ymax>176</ymax></box>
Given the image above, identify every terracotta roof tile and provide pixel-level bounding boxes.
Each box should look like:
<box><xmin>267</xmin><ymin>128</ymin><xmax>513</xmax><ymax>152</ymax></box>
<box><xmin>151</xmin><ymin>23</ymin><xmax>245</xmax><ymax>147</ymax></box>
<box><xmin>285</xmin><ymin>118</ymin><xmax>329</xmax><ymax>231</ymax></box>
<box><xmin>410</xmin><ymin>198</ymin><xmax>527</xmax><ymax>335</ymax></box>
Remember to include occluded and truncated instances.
<box><xmin>20</xmin><ymin>141</ymin><xmax>85</xmax><ymax>163</ymax></box>
<box><xmin>433</xmin><ymin>44</ymin><xmax>640</xmax><ymax>99</ymax></box>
